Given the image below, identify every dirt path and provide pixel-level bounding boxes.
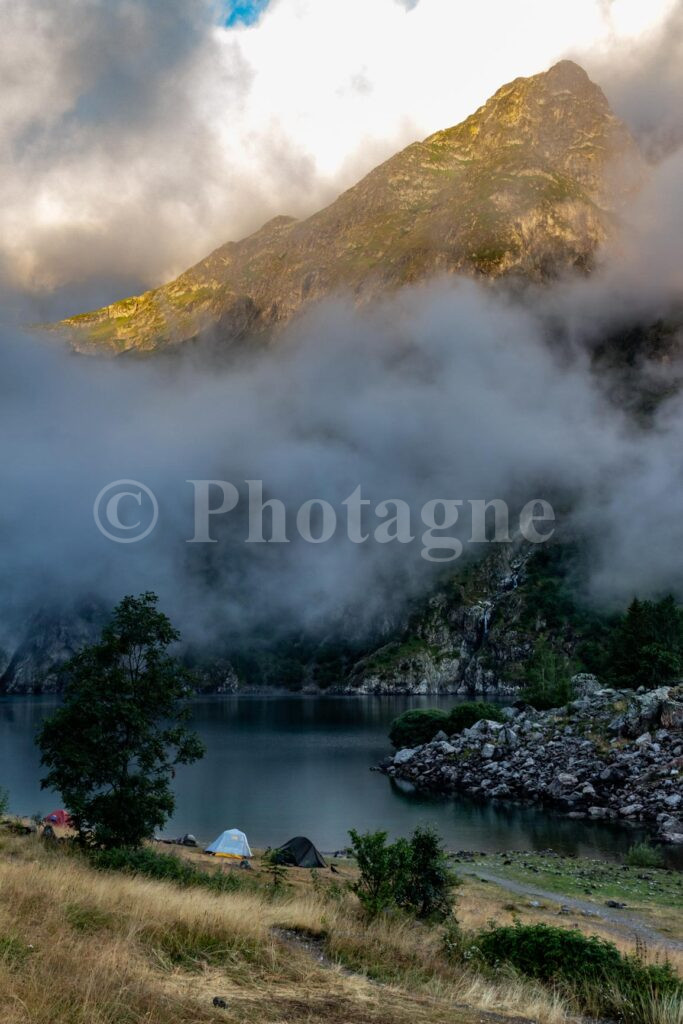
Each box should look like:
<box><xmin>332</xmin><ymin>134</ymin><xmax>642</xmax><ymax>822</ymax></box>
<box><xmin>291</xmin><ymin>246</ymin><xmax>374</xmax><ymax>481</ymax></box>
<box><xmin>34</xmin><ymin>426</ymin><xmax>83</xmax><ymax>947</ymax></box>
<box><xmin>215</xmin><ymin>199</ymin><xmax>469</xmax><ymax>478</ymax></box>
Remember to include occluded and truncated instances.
<box><xmin>460</xmin><ymin>868</ymin><xmax>683</xmax><ymax>952</ymax></box>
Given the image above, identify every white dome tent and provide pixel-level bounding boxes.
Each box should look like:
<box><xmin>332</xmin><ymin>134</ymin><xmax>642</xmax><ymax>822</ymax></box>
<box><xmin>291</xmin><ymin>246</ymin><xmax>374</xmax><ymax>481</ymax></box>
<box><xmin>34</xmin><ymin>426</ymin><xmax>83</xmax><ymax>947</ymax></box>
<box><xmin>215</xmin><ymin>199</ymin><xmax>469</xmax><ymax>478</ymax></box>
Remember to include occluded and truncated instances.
<box><xmin>204</xmin><ymin>829</ymin><xmax>253</xmax><ymax>859</ymax></box>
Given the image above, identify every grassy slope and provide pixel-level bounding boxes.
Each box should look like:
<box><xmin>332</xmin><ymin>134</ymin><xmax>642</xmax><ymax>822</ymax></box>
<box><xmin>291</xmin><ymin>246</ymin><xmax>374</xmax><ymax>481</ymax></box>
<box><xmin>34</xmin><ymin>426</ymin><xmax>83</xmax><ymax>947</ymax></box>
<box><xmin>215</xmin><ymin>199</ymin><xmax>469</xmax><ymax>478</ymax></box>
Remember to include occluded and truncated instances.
<box><xmin>2</xmin><ymin>829</ymin><xmax>683</xmax><ymax>1024</ymax></box>
<box><xmin>0</xmin><ymin>831</ymin><xmax>573</xmax><ymax>1024</ymax></box>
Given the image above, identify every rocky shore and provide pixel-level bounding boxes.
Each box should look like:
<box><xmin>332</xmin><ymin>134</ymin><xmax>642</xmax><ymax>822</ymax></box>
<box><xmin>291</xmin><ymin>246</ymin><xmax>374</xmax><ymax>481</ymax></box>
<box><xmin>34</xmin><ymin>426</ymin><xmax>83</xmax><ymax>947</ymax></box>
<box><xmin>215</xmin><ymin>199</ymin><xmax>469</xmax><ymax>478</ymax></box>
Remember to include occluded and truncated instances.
<box><xmin>377</xmin><ymin>679</ymin><xmax>683</xmax><ymax>844</ymax></box>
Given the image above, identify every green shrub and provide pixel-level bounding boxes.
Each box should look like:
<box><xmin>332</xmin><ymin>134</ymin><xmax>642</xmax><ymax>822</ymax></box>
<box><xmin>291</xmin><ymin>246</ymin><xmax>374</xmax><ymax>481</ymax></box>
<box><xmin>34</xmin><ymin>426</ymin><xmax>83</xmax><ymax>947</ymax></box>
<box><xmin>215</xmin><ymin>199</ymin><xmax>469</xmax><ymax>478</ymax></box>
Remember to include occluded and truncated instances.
<box><xmin>388</xmin><ymin>708</ymin><xmax>449</xmax><ymax>748</ymax></box>
<box><xmin>388</xmin><ymin>704</ymin><xmax>507</xmax><ymax>748</ymax></box>
<box><xmin>473</xmin><ymin>923</ymin><xmax>682</xmax><ymax>1021</ymax></box>
<box><xmin>441</xmin><ymin>919</ymin><xmax>465</xmax><ymax>960</ymax></box>
<box><xmin>625</xmin><ymin>842</ymin><xmax>665</xmax><ymax>869</ymax></box>
<box><xmin>349</xmin><ymin>826</ymin><xmax>457</xmax><ymax>920</ymax></box>
<box><xmin>475</xmin><ymin>922</ymin><xmax>625</xmax><ymax>981</ymax></box>
<box><xmin>266</xmin><ymin>862</ymin><xmax>288</xmax><ymax>897</ymax></box>
<box><xmin>395</xmin><ymin>827</ymin><xmax>459</xmax><ymax>920</ymax></box>
<box><xmin>88</xmin><ymin>845</ymin><xmax>240</xmax><ymax>894</ymax></box>
<box><xmin>447</xmin><ymin>702</ymin><xmax>505</xmax><ymax>734</ymax></box>
<box><xmin>0</xmin><ymin>787</ymin><xmax>8</xmax><ymax>818</ymax></box>
<box><xmin>348</xmin><ymin>829</ymin><xmax>399</xmax><ymax>916</ymax></box>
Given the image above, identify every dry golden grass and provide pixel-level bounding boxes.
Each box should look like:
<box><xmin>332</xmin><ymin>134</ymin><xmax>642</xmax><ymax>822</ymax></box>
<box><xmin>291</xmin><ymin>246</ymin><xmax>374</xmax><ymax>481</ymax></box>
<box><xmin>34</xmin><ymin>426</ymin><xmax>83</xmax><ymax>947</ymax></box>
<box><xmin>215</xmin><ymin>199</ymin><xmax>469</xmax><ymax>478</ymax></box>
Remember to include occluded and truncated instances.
<box><xmin>0</xmin><ymin>834</ymin><xmax>576</xmax><ymax>1024</ymax></box>
<box><xmin>168</xmin><ymin>840</ymin><xmax>683</xmax><ymax>978</ymax></box>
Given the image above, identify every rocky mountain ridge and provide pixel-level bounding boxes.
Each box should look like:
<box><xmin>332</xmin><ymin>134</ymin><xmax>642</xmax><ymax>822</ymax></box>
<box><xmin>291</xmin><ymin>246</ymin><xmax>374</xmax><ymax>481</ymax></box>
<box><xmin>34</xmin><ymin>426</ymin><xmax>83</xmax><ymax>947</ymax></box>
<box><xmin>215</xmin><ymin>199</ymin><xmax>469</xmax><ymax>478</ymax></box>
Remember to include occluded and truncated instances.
<box><xmin>0</xmin><ymin>603</ymin><xmax>106</xmax><ymax>694</ymax></box>
<box><xmin>332</xmin><ymin>543</ymin><xmax>537</xmax><ymax>695</ymax></box>
<box><xmin>55</xmin><ymin>60</ymin><xmax>644</xmax><ymax>354</ymax></box>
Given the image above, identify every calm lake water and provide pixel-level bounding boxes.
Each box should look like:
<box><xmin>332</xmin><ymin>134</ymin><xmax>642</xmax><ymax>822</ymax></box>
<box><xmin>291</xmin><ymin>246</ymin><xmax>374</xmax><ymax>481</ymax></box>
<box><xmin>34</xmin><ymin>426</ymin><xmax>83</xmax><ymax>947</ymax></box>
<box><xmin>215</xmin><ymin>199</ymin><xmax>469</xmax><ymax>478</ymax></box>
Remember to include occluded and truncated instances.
<box><xmin>0</xmin><ymin>694</ymin><xmax>659</xmax><ymax>861</ymax></box>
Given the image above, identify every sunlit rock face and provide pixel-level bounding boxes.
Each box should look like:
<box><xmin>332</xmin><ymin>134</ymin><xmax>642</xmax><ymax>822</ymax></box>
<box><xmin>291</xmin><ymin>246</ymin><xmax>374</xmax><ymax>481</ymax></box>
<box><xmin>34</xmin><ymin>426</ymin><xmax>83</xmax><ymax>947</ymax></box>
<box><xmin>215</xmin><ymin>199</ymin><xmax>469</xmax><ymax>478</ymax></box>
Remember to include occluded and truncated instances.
<box><xmin>55</xmin><ymin>60</ymin><xmax>644</xmax><ymax>355</ymax></box>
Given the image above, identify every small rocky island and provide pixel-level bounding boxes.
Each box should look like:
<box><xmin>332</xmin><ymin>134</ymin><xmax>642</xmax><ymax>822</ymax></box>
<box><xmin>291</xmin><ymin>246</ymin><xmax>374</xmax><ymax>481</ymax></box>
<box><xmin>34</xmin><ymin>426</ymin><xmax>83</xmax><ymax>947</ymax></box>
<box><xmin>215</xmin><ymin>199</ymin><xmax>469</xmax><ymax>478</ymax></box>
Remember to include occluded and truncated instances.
<box><xmin>378</xmin><ymin>680</ymin><xmax>683</xmax><ymax>844</ymax></box>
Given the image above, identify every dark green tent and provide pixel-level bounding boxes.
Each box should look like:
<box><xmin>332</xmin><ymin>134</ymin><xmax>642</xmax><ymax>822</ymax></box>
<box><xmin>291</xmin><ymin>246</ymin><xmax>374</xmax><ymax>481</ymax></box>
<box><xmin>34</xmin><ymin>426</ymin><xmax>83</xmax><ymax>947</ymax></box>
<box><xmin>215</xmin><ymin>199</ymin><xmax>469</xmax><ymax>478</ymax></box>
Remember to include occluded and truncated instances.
<box><xmin>273</xmin><ymin>836</ymin><xmax>326</xmax><ymax>868</ymax></box>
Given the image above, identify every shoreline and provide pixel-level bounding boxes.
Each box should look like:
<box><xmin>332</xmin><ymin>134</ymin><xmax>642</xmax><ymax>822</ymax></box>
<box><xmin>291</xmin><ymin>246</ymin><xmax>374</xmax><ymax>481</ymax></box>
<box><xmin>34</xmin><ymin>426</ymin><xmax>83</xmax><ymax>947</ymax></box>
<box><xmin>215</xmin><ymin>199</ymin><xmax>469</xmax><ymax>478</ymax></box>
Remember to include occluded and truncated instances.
<box><xmin>0</xmin><ymin>687</ymin><xmax>510</xmax><ymax>700</ymax></box>
<box><xmin>378</xmin><ymin>683</ymin><xmax>683</xmax><ymax>846</ymax></box>
<box><xmin>6</xmin><ymin>687</ymin><xmax>681</xmax><ymax>864</ymax></box>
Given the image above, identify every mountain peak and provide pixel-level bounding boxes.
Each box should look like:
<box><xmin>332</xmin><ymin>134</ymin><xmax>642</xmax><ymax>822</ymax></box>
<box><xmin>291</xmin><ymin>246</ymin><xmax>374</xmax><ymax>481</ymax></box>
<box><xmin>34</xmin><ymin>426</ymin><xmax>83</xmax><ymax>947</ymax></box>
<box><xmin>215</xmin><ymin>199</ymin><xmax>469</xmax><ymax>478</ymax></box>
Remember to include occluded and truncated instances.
<box><xmin>484</xmin><ymin>58</ymin><xmax>604</xmax><ymax>114</ymax></box>
<box><xmin>426</xmin><ymin>58</ymin><xmax>638</xmax><ymax>204</ymax></box>
<box><xmin>544</xmin><ymin>59</ymin><xmax>592</xmax><ymax>86</ymax></box>
<box><xmin>55</xmin><ymin>62</ymin><xmax>645</xmax><ymax>355</ymax></box>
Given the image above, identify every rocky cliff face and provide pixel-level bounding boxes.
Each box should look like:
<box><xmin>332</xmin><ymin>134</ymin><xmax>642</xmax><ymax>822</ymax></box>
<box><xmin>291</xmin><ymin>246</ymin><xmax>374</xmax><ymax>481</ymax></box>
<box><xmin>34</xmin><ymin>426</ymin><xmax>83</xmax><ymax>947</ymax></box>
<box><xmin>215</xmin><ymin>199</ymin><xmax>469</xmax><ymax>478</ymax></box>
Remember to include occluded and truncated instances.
<box><xmin>0</xmin><ymin>605</ymin><xmax>105</xmax><ymax>694</ymax></box>
<box><xmin>380</xmin><ymin>682</ymin><xmax>683</xmax><ymax>844</ymax></box>
<box><xmin>333</xmin><ymin>541</ymin><xmax>568</xmax><ymax>695</ymax></box>
<box><xmin>55</xmin><ymin>60</ymin><xmax>644</xmax><ymax>355</ymax></box>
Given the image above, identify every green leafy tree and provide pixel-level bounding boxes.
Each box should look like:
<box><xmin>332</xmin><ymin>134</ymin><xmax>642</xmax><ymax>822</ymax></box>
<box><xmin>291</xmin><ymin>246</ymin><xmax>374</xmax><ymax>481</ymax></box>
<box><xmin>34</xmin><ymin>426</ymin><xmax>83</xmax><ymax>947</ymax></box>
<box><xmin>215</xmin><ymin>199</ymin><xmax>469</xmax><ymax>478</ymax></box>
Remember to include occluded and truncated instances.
<box><xmin>348</xmin><ymin>828</ymin><xmax>401</xmax><ymax>916</ymax></box>
<box><xmin>38</xmin><ymin>593</ymin><xmax>205</xmax><ymax>848</ymax></box>
<box><xmin>394</xmin><ymin>826</ymin><xmax>458</xmax><ymax>919</ymax></box>
<box><xmin>0</xmin><ymin>786</ymin><xmax>8</xmax><ymax>818</ymax></box>
<box><xmin>522</xmin><ymin>637</ymin><xmax>575</xmax><ymax>710</ymax></box>
<box><xmin>349</xmin><ymin>827</ymin><xmax>457</xmax><ymax>920</ymax></box>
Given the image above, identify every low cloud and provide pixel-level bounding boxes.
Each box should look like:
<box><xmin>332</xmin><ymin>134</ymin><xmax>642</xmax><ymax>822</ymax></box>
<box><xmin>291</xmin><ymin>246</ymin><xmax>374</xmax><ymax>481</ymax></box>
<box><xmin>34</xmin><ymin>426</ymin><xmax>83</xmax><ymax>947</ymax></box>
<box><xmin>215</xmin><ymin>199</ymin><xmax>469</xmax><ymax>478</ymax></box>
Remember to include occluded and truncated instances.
<box><xmin>2</xmin><ymin>145</ymin><xmax>683</xmax><ymax>651</ymax></box>
<box><xmin>582</xmin><ymin>2</ymin><xmax>683</xmax><ymax>160</ymax></box>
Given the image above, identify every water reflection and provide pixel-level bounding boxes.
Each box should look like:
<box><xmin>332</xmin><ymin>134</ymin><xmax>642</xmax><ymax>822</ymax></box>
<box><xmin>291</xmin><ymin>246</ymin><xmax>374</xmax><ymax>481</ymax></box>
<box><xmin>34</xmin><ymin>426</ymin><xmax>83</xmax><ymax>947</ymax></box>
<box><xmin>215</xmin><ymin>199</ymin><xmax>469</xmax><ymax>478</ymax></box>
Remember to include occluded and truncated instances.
<box><xmin>0</xmin><ymin>694</ymin><xmax>674</xmax><ymax>864</ymax></box>
<box><xmin>386</xmin><ymin>777</ymin><xmax>655</xmax><ymax>860</ymax></box>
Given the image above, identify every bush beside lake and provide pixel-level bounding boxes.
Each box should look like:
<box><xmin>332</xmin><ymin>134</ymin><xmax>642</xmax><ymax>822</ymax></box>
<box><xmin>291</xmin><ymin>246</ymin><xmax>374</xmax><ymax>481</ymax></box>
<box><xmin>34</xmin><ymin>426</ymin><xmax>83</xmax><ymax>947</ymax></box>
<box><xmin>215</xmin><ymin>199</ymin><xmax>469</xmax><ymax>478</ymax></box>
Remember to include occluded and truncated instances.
<box><xmin>389</xmin><ymin>702</ymin><xmax>505</xmax><ymax>748</ymax></box>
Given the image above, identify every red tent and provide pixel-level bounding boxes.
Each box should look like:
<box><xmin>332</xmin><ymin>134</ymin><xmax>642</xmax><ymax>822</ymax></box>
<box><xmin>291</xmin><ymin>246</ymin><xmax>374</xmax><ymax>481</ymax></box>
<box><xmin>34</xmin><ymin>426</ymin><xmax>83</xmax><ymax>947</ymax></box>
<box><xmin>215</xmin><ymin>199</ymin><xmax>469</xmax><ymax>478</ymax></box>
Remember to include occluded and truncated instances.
<box><xmin>44</xmin><ymin>809</ymin><xmax>72</xmax><ymax>827</ymax></box>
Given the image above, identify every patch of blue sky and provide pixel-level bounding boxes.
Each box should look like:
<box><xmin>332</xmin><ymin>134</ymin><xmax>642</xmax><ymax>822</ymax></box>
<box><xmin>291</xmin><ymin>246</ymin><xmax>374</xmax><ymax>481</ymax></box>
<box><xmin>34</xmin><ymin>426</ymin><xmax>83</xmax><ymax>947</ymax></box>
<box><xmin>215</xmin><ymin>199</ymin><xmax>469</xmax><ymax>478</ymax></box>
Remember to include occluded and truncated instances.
<box><xmin>224</xmin><ymin>0</ymin><xmax>271</xmax><ymax>28</ymax></box>
<box><xmin>224</xmin><ymin>0</ymin><xmax>421</xmax><ymax>27</ymax></box>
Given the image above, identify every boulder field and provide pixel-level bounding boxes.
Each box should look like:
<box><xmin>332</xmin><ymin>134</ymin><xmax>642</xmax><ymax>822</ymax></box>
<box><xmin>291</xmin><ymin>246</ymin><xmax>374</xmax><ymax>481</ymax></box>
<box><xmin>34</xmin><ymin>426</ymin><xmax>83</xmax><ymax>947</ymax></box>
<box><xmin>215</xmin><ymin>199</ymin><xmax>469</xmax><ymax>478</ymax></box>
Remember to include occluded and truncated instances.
<box><xmin>377</xmin><ymin>680</ymin><xmax>683</xmax><ymax>844</ymax></box>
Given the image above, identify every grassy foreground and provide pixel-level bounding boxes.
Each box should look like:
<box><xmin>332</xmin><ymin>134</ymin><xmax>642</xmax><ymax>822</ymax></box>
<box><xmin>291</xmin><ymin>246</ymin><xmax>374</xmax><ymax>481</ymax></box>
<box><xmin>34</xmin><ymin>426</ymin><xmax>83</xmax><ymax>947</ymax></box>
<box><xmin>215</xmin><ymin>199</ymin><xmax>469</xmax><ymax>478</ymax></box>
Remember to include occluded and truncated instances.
<box><xmin>0</xmin><ymin>831</ymin><xmax>681</xmax><ymax>1024</ymax></box>
<box><xmin>0</xmin><ymin>832</ymin><xmax>571</xmax><ymax>1024</ymax></box>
